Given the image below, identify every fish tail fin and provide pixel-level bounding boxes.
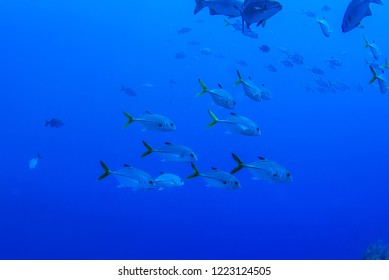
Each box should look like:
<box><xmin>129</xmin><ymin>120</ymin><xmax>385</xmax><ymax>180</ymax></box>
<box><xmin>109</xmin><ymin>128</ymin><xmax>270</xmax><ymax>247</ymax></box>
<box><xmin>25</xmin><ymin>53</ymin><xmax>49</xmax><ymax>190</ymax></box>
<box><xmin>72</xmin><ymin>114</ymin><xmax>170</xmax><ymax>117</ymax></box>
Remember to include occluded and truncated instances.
<box><xmin>370</xmin><ymin>0</ymin><xmax>384</xmax><ymax>5</ymax></box>
<box><xmin>197</xmin><ymin>79</ymin><xmax>208</xmax><ymax>96</ymax></box>
<box><xmin>363</xmin><ymin>35</ymin><xmax>371</xmax><ymax>48</ymax></box>
<box><xmin>207</xmin><ymin>109</ymin><xmax>220</xmax><ymax>128</ymax></box>
<box><xmin>98</xmin><ymin>161</ymin><xmax>111</xmax><ymax>180</ymax></box>
<box><xmin>122</xmin><ymin>111</ymin><xmax>134</xmax><ymax>127</ymax></box>
<box><xmin>233</xmin><ymin>70</ymin><xmax>243</xmax><ymax>86</ymax></box>
<box><xmin>194</xmin><ymin>0</ymin><xmax>205</xmax><ymax>14</ymax></box>
<box><xmin>141</xmin><ymin>141</ymin><xmax>154</xmax><ymax>158</ymax></box>
<box><xmin>187</xmin><ymin>163</ymin><xmax>200</xmax><ymax>179</ymax></box>
<box><xmin>224</xmin><ymin>18</ymin><xmax>231</xmax><ymax>26</ymax></box>
<box><xmin>369</xmin><ymin>65</ymin><xmax>378</xmax><ymax>84</ymax></box>
<box><xmin>230</xmin><ymin>153</ymin><xmax>245</xmax><ymax>174</ymax></box>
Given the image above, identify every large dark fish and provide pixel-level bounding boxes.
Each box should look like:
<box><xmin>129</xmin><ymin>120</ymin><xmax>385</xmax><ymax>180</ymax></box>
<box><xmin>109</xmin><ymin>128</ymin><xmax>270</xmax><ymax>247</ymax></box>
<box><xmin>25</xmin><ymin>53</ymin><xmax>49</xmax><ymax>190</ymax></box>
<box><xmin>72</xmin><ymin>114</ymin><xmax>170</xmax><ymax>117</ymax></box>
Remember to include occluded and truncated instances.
<box><xmin>194</xmin><ymin>0</ymin><xmax>243</xmax><ymax>17</ymax></box>
<box><xmin>341</xmin><ymin>0</ymin><xmax>384</xmax><ymax>33</ymax></box>
<box><xmin>241</xmin><ymin>0</ymin><xmax>282</xmax><ymax>30</ymax></box>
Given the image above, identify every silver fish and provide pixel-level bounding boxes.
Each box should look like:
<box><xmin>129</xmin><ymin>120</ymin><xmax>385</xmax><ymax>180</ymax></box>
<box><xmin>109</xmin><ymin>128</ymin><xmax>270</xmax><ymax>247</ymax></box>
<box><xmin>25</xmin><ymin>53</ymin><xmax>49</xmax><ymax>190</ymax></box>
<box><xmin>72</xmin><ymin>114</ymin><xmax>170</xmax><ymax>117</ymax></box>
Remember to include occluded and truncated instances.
<box><xmin>207</xmin><ymin>110</ymin><xmax>261</xmax><ymax>136</ymax></box>
<box><xmin>234</xmin><ymin>70</ymin><xmax>261</xmax><ymax>101</ymax></box>
<box><xmin>364</xmin><ymin>35</ymin><xmax>381</xmax><ymax>60</ymax></box>
<box><xmin>197</xmin><ymin>79</ymin><xmax>236</xmax><ymax>109</ymax></box>
<box><xmin>141</xmin><ymin>141</ymin><xmax>198</xmax><ymax>162</ymax></box>
<box><xmin>187</xmin><ymin>163</ymin><xmax>240</xmax><ymax>189</ymax></box>
<box><xmin>317</xmin><ymin>17</ymin><xmax>332</xmax><ymax>37</ymax></box>
<box><xmin>369</xmin><ymin>65</ymin><xmax>387</xmax><ymax>94</ymax></box>
<box><xmin>29</xmin><ymin>153</ymin><xmax>42</xmax><ymax>170</ymax></box>
<box><xmin>231</xmin><ymin>153</ymin><xmax>292</xmax><ymax>183</ymax></box>
<box><xmin>155</xmin><ymin>172</ymin><xmax>184</xmax><ymax>190</ymax></box>
<box><xmin>342</xmin><ymin>0</ymin><xmax>384</xmax><ymax>33</ymax></box>
<box><xmin>98</xmin><ymin>161</ymin><xmax>156</xmax><ymax>190</ymax></box>
<box><xmin>122</xmin><ymin>111</ymin><xmax>176</xmax><ymax>132</ymax></box>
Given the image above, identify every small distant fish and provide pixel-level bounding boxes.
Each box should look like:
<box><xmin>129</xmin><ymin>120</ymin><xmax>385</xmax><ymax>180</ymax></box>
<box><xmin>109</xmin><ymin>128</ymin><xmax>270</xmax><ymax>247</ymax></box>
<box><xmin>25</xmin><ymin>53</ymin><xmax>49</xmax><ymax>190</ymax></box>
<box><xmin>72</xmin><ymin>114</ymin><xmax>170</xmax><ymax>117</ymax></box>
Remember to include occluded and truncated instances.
<box><xmin>231</xmin><ymin>153</ymin><xmax>292</xmax><ymax>183</ymax></box>
<box><xmin>122</xmin><ymin>111</ymin><xmax>176</xmax><ymax>132</ymax></box>
<box><xmin>194</xmin><ymin>0</ymin><xmax>243</xmax><ymax>17</ymax></box>
<box><xmin>155</xmin><ymin>172</ymin><xmax>184</xmax><ymax>190</ymax></box>
<box><xmin>369</xmin><ymin>65</ymin><xmax>387</xmax><ymax>94</ymax></box>
<box><xmin>141</xmin><ymin>141</ymin><xmax>198</xmax><ymax>162</ymax></box>
<box><xmin>174</xmin><ymin>51</ymin><xmax>187</xmax><ymax>59</ymax></box>
<box><xmin>307</xmin><ymin>66</ymin><xmax>324</xmax><ymax>75</ymax></box>
<box><xmin>364</xmin><ymin>36</ymin><xmax>380</xmax><ymax>60</ymax></box>
<box><xmin>121</xmin><ymin>85</ymin><xmax>136</xmax><ymax>96</ymax></box>
<box><xmin>266</xmin><ymin>64</ymin><xmax>277</xmax><ymax>72</ymax></box>
<box><xmin>342</xmin><ymin>0</ymin><xmax>384</xmax><ymax>33</ymax></box>
<box><xmin>98</xmin><ymin>161</ymin><xmax>156</xmax><ymax>190</ymax></box>
<box><xmin>45</xmin><ymin>118</ymin><xmax>64</xmax><ymax>128</ymax></box>
<box><xmin>288</xmin><ymin>52</ymin><xmax>304</xmax><ymax>65</ymax></box>
<box><xmin>168</xmin><ymin>79</ymin><xmax>177</xmax><ymax>87</ymax></box>
<box><xmin>141</xmin><ymin>83</ymin><xmax>155</xmax><ymax>88</ymax></box>
<box><xmin>187</xmin><ymin>163</ymin><xmax>240</xmax><ymax>190</ymax></box>
<box><xmin>187</xmin><ymin>40</ymin><xmax>201</xmax><ymax>46</ymax></box>
<box><xmin>317</xmin><ymin>17</ymin><xmax>332</xmax><ymax>37</ymax></box>
<box><xmin>29</xmin><ymin>153</ymin><xmax>42</xmax><ymax>170</ymax></box>
<box><xmin>325</xmin><ymin>56</ymin><xmax>343</xmax><ymax>68</ymax></box>
<box><xmin>301</xmin><ymin>9</ymin><xmax>316</xmax><ymax>18</ymax></box>
<box><xmin>224</xmin><ymin>18</ymin><xmax>259</xmax><ymax>38</ymax></box>
<box><xmin>197</xmin><ymin>79</ymin><xmax>236</xmax><ymax>109</ymax></box>
<box><xmin>214</xmin><ymin>52</ymin><xmax>227</xmax><ymax>59</ymax></box>
<box><xmin>259</xmin><ymin>44</ymin><xmax>270</xmax><ymax>53</ymax></box>
<box><xmin>200</xmin><ymin>47</ymin><xmax>213</xmax><ymax>55</ymax></box>
<box><xmin>237</xmin><ymin>59</ymin><xmax>248</xmax><ymax>67</ymax></box>
<box><xmin>177</xmin><ymin>27</ymin><xmax>192</xmax><ymax>34</ymax></box>
<box><xmin>207</xmin><ymin>110</ymin><xmax>261</xmax><ymax>136</ymax></box>
<box><xmin>313</xmin><ymin>77</ymin><xmax>330</xmax><ymax>88</ymax></box>
<box><xmin>321</xmin><ymin>4</ymin><xmax>332</xmax><ymax>12</ymax></box>
<box><xmin>281</xmin><ymin>58</ymin><xmax>294</xmax><ymax>67</ymax></box>
<box><xmin>194</xmin><ymin>18</ymin><xmax>205</xmax><ymax>23</ymax></box>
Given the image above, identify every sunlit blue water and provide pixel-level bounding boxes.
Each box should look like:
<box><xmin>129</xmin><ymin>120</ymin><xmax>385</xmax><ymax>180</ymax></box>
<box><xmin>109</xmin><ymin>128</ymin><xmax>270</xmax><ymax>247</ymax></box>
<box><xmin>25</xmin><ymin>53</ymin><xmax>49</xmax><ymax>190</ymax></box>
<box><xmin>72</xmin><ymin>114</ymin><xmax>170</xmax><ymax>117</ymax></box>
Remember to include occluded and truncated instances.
<box><xmin>0</xmin><ymin>0</ymin><xmax>388</xmax><ymax>260</ymax></box>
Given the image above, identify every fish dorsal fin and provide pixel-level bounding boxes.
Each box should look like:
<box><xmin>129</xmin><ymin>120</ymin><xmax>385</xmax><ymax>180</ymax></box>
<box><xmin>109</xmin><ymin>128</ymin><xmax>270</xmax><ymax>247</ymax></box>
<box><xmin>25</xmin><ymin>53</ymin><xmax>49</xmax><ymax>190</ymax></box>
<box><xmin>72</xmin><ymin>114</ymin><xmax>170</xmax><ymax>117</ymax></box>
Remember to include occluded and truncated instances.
<box><xmin>218</xmin><ymin>84</ymin><xmax>223</xmax><ymax>88</ymax></box>
<box><xmin>365</xmin><ymin>7</ymin><xmax>372</xmax><ymax>17</ymax></box>
<box><xmin>209</xmin><ymin>7</ymin><xmax>218</xmax><ymax>15</ymax></box>
<box><xmin>258</xmin><ymin>156</ymin><xmax>266</xmax><ymax>160</ymax></box>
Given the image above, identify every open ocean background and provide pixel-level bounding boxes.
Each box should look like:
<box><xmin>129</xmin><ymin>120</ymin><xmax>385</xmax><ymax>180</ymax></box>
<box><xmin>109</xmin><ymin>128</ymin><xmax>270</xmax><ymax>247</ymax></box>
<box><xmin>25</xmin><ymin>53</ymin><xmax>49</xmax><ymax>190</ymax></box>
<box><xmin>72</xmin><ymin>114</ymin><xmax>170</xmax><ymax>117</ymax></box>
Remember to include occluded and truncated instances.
<box><xmin>1</xmin><ymin>0</ymin><xmax>388</xmax><ymax>260</ymax></box>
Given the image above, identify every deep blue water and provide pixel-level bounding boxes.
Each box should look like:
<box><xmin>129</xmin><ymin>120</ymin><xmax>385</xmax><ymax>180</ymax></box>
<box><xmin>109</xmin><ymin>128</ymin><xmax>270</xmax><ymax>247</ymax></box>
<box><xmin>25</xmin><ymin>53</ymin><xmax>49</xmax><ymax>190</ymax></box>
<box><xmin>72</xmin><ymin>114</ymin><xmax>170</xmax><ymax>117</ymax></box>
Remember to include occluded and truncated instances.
<box><xmin>1</xmin><ymin>0</ymin><xmax>389</xmax><ymax>260</ymax></box>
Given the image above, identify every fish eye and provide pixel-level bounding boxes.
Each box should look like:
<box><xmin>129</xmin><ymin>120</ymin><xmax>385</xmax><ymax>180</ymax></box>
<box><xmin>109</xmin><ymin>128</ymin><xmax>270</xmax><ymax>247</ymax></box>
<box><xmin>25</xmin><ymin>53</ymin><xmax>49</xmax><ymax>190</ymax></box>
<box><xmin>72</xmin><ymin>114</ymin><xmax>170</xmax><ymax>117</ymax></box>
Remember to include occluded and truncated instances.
<box><xmin>190</xmin><ymin>153</ymin><xmax>194</xmax><ymax>157</ymax></box>
<box><xmin>273</xmin><ymin>174</ymin><xmax>278</xmax><ymax>177</ymax></box>
<box><xmin>286</xmin><ymin>173</ymin><xmax>291</xmax><ymax>177</ymax></box>
<box><xmin>256</xmin><ymin>128</ymin><xmax>259</xmax><ymax>131</ymax></box>
<box><xmin>234</xmin><ymin>181</ymin><xmax>238</xmax><ymax>185</ymax></box>
<box><xmin>158</xmin><ymin>123</ymin><xmax>162</xmax><ymax>127</ymax></box>
<box><xmin>223</xmin><ymin>181</ymin><xmax>227</xmax><ymax>185</ymax></box>
<box><xmin>170</xmin><ymin>122</ymin><xmax>174</xmax><ymax>127</ymax></box>
<box><xmin>149</xmin><ymin>180</ymin><xmax>154</xmax><ymax>184</ymax></box>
